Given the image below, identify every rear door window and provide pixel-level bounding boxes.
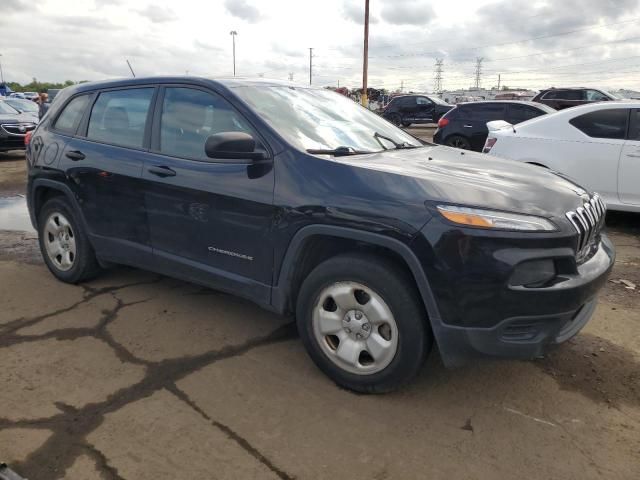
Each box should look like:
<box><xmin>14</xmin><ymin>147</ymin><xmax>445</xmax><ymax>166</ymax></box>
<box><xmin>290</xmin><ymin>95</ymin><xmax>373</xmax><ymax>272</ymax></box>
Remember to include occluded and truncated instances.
<box><xmin>87</xmin><ymin>88</ymin><xmax>154</xmax><ymax>148</ymax></box>
<box><xmin>54</xmin><ymin>95</ymin><xmax>91</xmax><ymax>134</ymax></box>
<box><xmin>472</xmin><ymin>104</ymin><xmax>507</xmax><ymax>121</ymax></box>
<box><xmin>569</xmin><ymin>109</ymin><xmax>628</xmax><ymax>139</ymax></box>
<box><xmin>508</xmin><ymin>104</ymin><xmax>544</xmax><ymax>124</ymax></box>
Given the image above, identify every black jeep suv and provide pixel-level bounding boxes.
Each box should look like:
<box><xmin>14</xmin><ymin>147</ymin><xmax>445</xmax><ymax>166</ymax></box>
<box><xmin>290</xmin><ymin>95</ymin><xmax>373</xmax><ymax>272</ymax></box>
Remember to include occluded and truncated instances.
<box><xmin>382</xmin><ymin>94</ymin><xmax>452</xmax><ymax>127</ymax></box>
<box><xmin>25</xmin><ymin>77</ymin><xmax>614</xmax><ymax>392</ymax></box>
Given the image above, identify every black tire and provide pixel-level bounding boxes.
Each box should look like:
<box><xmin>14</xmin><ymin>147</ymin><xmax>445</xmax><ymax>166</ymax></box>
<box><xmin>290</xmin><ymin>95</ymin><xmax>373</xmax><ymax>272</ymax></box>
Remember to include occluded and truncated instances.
<box><xmin>401</xmin><ymin>121</ymin><xmax>412</xmax><ymax>127</ymax></box>
<box><xmin>38</xmin><ymin>197</ymin><xmax>101</xmax><ymax>283</ymax></box>
<box><xmin>445</xmin><ymin>135</ymin><xmax>471</xmax><ymax>150</ymax></box>
<box><xmin>296</xmin><ymin>253</ymin><xmax>432</xmax><ymax>393</ymax></box>
<box><xmin>388</xmin><ymin>113</ymin><xmax>402</xmax><ymax>126</ymax></box>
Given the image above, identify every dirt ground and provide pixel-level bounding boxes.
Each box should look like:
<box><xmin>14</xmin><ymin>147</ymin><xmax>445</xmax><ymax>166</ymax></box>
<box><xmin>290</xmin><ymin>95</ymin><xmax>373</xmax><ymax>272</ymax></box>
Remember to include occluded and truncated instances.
<box><xmin>0</xmin><ymin>150</ymin><xmax>639</xmax><ymax>480</ymax></box>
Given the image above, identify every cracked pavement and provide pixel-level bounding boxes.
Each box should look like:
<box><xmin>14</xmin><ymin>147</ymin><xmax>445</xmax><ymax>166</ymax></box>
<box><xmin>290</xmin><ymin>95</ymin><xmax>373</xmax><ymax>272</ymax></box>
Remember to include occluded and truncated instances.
<box><xmin>1</xmin><ymin>153</ymin><xmax>639</xmax><ymax>479</ymax></box>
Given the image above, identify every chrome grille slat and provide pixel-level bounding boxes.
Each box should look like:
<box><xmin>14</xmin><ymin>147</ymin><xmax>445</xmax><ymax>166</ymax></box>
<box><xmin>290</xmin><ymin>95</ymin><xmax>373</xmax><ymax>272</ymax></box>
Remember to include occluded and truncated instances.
<box><xmin>565</xmin><ymin>193</ymin><xmax>606</xmax><ymax>262</ymax></box>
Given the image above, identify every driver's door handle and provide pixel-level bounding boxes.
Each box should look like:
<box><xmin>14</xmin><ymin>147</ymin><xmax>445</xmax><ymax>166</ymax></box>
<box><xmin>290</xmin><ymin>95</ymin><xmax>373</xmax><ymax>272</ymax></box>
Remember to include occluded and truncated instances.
<box><xmin>148</xmin><ymin>166</ymin><xmax>176</xmax><ymax>177</ymax></box>
<box><xmin>65</xmin><ymin>150</ymin><xmax>85</xmax><ymax>161</ymax></box>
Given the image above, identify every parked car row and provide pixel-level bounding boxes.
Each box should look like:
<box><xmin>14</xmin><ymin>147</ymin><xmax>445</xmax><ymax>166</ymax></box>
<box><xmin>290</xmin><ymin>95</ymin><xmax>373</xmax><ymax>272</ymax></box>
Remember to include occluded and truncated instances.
<box><xmin>484</xmin><ymin>102</ymin><xmax>640</xmax><ymax>212</ymax></box>
<box><xmin>433</xmin><ymin>100</ymin><xmax>555</xmax><ymax>151</ymax></box>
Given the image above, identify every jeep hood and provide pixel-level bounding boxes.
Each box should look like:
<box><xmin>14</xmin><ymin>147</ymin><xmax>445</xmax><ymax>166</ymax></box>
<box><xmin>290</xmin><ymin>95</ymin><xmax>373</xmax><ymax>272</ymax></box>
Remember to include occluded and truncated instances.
<box><xmin>339</xmin><ymin>145</ymin><xmax>590</xmax><ymax>218</ymax></box>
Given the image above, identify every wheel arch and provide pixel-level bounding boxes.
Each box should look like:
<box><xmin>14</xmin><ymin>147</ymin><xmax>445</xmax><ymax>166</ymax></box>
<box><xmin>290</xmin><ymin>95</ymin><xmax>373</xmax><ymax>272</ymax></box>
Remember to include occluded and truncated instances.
<box><xmin>30</xmin><ymin>179</ymin><xmax>88</xmax><ymax>231</ymax></box>
<box><xmin>272</xmin><ymin>225</ymin><xmax>442</xmax><ymax>327</ymax></box>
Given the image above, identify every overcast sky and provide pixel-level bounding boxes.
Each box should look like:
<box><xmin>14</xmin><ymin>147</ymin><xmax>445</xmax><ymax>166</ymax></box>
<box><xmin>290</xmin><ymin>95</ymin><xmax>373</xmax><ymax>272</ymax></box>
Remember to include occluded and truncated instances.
<box><xmin>2</xmin><ymin>0</ymin><xmax>640</xmax><ymax>92</ymax></box>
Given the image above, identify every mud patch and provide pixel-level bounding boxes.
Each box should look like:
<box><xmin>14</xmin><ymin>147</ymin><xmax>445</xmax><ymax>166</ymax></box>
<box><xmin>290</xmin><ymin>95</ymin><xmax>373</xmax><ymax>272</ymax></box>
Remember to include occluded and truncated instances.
<box><xmin>536</xmin><ymin>333</ymin><xmax>640</xmax><ymax>407</ymax></box>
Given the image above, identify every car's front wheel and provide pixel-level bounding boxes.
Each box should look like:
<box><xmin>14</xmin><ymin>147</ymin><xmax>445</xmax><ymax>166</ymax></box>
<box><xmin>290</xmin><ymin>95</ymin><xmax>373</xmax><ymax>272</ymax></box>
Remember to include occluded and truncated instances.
<box><xmin>296</xmin><ymin>253</ymin><xmax>431</xmax><ymax>393</ymax></box>
<box><xmin>38</xmin><ymin>197</ymin><xmax>101</xmax><ymax>283</ymax></box>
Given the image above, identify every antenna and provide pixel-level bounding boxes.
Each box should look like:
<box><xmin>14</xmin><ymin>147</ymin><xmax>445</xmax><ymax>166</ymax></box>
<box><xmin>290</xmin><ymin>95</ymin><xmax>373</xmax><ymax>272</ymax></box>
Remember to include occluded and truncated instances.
<box><xmin>126</xmin><ymin>59</ymin><xmax>136</xmax><ymax>78</ymax></box>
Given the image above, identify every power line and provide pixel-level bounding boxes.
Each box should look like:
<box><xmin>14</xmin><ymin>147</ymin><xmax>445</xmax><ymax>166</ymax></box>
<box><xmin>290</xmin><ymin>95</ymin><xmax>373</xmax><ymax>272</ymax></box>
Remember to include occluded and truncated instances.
<box><xmin>331</xmin><ymin>17</ymin><xmax>640</xmax><ymax>60</ymax></box>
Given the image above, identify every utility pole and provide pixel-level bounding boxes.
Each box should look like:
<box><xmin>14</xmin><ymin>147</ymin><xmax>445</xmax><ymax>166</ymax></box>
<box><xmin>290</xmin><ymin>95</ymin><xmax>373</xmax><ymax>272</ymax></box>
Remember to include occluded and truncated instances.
<box><xmin>361</xmin><ymin>0</ymin><xmax>370</xmax><ymax>107</ymax></box>
<box><xmin>497</xmin><ymin>73</ymin><xmax>501</xmax><ymax>90</ymax></box>
<box><xmin>434</xmin><ymin>58</ymin><xmax>443</xmax><ymax>94</ymax></box>
<box><xmin>0</xmin><ymin>54</ymin><xmax>4</xmax><ymax>84</ymax></box>
<box><xmin>309</xmin><ymin>48</ymin><xmax>313</xmax><ymax>85</ymax></box>
<box><xmin>474</xmin><ymin>57</ymin><xmax>483</xmax><ymax>89</ymax></box>
<box><xmin>288</xmin><ymin>72</ymin><xmax>294</xmax><ymax>81</ymax></box>
<box><xmin>230</xmin><ymin>31</ymin><xmax>238</xmax><ymax>76</ymax></box>
<box><xmin>400</xmin><ymin>80</ymin><xmax>404</xmax><ymax>93</ymax></box>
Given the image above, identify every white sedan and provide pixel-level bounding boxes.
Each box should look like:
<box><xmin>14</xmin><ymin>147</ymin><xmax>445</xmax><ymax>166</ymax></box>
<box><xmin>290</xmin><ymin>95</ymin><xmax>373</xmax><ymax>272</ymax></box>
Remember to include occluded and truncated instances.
<box><xmin>483</xmin><ymin>101</ymin><xmax>640</xmax><ymax>212</ymax></box>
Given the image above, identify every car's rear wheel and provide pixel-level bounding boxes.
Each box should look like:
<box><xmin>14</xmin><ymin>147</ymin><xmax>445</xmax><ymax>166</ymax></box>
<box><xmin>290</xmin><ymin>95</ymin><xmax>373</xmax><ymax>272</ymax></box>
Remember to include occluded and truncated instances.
<box><xmin>296</xmin><ymin>253</ymin><xmax>431</xmax><ymax>393</ymax></box>
<box><xmin>402</xmin><ymin>121</ymin><xmax>412</xmax><ymax>127</ymax></box>
<box><xmin>446</xmin><ymin>135</ymin><xmax>471</xmax><ymax>150</ymax></box>
<box><xmin>38</xmin><ymin>197</ymin><xmax>101</xmax><ymax>283</ymax></box>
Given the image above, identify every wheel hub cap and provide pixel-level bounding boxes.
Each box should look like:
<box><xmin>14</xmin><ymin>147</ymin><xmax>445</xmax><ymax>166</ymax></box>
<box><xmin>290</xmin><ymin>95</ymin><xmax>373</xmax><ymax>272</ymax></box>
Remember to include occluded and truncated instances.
<box><xmin>312</xmin><ymin>281</ymin><xmax>399</xmax><ymax>375</ymax></box>
<box><xmin>343</xmin><ymin>309</ymin><xmax>371</xmax><ymax>340</ymax></box>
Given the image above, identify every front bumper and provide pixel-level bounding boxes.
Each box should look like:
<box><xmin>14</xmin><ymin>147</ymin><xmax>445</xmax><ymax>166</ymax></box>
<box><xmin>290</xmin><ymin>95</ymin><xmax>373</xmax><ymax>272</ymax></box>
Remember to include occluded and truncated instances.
<box><xmin>416</xmin><ymin>228</ymin><xmax>615</xmax><ymax>366</ymax></box>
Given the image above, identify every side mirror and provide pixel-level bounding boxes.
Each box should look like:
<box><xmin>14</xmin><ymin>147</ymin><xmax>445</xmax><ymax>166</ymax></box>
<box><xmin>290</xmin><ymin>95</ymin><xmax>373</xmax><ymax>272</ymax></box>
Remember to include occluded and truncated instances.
<box><xmin>205</xmin><ymin>131</ymin><xmax>266</xmax><ymax>161</ymax></box>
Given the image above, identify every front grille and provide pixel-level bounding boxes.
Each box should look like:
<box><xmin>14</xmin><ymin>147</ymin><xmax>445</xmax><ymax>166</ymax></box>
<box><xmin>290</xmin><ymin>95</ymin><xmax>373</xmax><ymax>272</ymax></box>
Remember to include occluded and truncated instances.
<box><xmin>566</xmin><ymin>194</ymin><xmax>606</xmax><ymax>262</ymax></box>
<box><xmin>1</xmin><ymin>123</ymin><xmax>36</xmax><ymax>136</ymax></box>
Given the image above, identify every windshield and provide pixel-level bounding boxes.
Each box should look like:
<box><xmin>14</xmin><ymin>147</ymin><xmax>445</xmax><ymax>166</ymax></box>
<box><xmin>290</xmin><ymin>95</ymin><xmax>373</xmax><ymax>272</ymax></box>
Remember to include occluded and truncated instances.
<box><xmin>6</xmin><ymin>99</ymin><xmax>38</xmax><ymax>113</ymax></box>
<box><xmin>233</xmin><ymin>86</ymin><xmax>422</xmax><ymax>153</ymax></box>
<box><xmin>0</xmin><ymin>102</ymin><xmax>19</xmax><ymax>115</ymax></box>
<box><xmin>603</xmin><ymin>89</ymin><xmax>622</xmax><ymax>100</ymax></box>
<box><xmin>428</xmin><ymin>95</ymin><xmax>450</xmax><ymax>106</ymax></box>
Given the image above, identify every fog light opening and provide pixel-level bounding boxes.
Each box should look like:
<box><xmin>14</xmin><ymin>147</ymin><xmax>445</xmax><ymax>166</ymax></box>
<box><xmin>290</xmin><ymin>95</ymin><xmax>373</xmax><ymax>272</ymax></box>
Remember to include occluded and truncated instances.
<box><xmin>510</xmin><ymin>259</ymin><xmax>556</xmax><ymax>287</ymax></box>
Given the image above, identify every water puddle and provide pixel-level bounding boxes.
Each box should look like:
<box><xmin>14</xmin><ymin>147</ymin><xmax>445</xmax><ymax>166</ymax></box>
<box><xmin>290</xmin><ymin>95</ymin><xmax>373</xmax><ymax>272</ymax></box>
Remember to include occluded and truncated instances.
<box><xmin>0</xmin><ymin>195</ymin><xmax>35</xmax><ymax>232</ymax></box>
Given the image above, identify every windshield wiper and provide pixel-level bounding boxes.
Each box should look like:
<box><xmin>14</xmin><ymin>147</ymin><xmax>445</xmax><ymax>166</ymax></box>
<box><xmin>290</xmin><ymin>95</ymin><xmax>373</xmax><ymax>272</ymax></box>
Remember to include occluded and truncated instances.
<box><xmin>373</xmin><ymin>131</ymin><xmax>419</xmax><ymax>150</ymax></box>
<box><xmin>306</xmin><ymin>146</ymin><xmax>375</xmax><ymax>157</ymax></box>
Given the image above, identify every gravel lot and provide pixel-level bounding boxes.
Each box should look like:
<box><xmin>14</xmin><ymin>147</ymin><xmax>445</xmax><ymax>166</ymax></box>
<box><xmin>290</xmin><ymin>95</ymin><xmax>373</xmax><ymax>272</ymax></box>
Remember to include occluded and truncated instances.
<box><xmin>1</xmin><ymin>150</ymin><xmax>639</xmax><ymax>480</ymax></box>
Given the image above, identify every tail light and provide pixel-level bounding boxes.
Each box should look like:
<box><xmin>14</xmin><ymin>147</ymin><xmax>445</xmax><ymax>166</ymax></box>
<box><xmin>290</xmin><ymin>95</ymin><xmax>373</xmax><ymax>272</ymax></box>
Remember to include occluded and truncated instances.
<box><xmin>437</xmin><ymin>117</ymin><xmax>449</xmax><ymax>128</ymax></box>
<box><xmin>483</xmin><ymin>137</ymin><xmax>497</xmax><ymax>153</ymax></box>
<box><xmin>24</xmin><ymin>130</ymin><xmax>33</xmax><ymax>146</ymax></box>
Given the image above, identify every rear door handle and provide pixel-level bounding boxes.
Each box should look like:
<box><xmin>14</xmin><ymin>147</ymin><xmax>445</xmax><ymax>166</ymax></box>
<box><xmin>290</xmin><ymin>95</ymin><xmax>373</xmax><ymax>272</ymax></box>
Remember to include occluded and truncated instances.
<box><xmin>463</xmin><ymin>124</ymin><xmax>473</xmax><ymax>128</ymax></box>
<box><xmin>65</xmin><ymin>150</ymin><xmax>85</xmax><ymax>161</ymax></box>
<box><xmin>148</xmin><ymin>166</ymin><xmax>176</xmax><ymax>177</ymax></box>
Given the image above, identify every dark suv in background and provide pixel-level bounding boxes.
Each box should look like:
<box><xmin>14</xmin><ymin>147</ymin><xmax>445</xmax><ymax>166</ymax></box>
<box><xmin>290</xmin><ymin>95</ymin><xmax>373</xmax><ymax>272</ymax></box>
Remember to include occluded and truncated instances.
<box><xmin>382</xmin><ymin>94</ymin><xmax>452</xmax><ymax>127</ymax></box>
<box><xmin>25</xmin><ymin>77</ymin><xmax>614</xmax><ymax>393</ymax></box>
<box><xmin>532</xmin><ymin>88</ymin><xmax>620</xmax><ymax>110</ymax></box>
<box><xmin>433</xmin><ymin>101</ymin><xmax>555</xmax><ymax>151</ymax></box>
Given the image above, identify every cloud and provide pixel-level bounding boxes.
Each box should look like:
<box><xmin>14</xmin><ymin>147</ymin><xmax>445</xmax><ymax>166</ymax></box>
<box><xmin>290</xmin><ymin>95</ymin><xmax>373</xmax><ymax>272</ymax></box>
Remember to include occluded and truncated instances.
<box><xmin>224</xmin><ymin>0</ymin><xmax>262</xmax><ymax>23</ymax></box>
<box><xmin>380</xmin><ymin>0</ymin><xmax>434</xmax><ymax>26</ymax></box>
<box><xmin>135</xmin><ymin>5</ymin><xmax>176</xmax><ymax>23</ymax></box>
<box><xmin>4</xmin><ymin>0</ymin><xmax>28</xmax><ymax>8</ymax></box>
<box><xmin>342</xmin><ymin>1</ymin><xmax>378</xmax><ymax>24</ymax></box>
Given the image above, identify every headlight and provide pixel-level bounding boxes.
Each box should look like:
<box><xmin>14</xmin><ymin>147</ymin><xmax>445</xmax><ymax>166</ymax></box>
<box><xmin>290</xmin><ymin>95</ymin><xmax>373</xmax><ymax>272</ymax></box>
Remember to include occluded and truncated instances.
<box><xmin>437</xmin><ymin>205</ymin><xmax>557</xmax><ymax>231</ymax></box>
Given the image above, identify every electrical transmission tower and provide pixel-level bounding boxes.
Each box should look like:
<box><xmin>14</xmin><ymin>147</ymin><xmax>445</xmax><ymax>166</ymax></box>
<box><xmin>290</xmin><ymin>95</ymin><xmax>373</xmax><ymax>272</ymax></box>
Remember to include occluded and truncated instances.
<box><xmin>474</xmin><ymin>57</ymin><xmax>484</xmax><ymax>89</ymax></box>
<box><xmin>433</xmin><ymin>58</ymin><xmax>444</xmax><ymax>93</ymax></box>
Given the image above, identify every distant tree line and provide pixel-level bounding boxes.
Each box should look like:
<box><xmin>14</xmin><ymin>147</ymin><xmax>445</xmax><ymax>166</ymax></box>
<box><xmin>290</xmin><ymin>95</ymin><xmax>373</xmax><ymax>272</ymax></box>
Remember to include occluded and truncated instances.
<box><xmin>3</xmin><ymin>79</ymin><xmax>88</xmax><ymax>93</ymax></box>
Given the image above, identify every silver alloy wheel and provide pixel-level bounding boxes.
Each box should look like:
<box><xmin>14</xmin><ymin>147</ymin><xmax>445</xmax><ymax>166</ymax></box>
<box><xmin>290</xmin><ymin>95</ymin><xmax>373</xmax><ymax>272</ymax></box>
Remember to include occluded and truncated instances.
<box><xmin>43</xmin><ymin>211</ymin><xmax>76</xmax><ymax>272</ymax></box>
<box><xmin>312</xmin><ymin>281</ymin><xmax>399</xmax><ymax>375</ymax></box>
